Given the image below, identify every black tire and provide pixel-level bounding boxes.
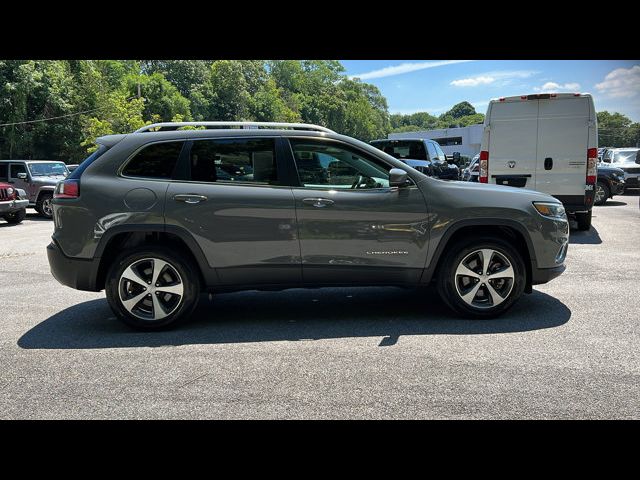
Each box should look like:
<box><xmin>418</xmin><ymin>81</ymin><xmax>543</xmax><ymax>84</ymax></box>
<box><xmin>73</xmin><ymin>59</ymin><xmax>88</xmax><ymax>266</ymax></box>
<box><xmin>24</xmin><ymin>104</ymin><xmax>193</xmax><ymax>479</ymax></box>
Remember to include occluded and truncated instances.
<box><xmin>105</xmin><ymin>246</ymin><xmax>201</xmax><ymax>330</ymax></box>
<box><xmin>594</xmin><ymin>181</ymin><xmax>610</xmax><ymax>206</ymax></box>
<box><xmin>575</xmin><ymin>210</ymin><xmax>592</xmax><ymax>231</ymax></box>
<box><xmin>35</xmin><ymin>192</ymin><xmax>53</xmax><ymax>219</ymax></box>
<box><xmin>3</xmin><ymin>208</ymin><xmax>26</xmax><ymax>224</ymax></box>
<box><xmin>436</xmin><ymin>236</ymin><xmax>526</xmax><ymax>319</ymax></box>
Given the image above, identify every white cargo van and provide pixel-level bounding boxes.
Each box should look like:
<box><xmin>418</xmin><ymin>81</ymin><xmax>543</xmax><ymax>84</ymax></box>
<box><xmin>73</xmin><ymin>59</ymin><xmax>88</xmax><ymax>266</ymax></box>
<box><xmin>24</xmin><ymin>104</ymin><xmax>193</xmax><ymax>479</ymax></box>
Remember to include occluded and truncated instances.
<box><xmin>479</xmin><ymin>93</ymin><xmax>597</xmax><ymax>230</ymax></box>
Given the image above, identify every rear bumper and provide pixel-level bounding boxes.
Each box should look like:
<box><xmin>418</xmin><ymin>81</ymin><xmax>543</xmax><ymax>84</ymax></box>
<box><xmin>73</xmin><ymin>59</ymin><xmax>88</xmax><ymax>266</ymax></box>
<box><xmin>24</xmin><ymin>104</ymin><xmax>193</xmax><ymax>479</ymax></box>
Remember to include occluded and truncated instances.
<box><xmin>0</xmin><ymin>198</ymin><xmax>28</xmax><ymax>213</ymax></box>
<box><xmin>531</xmin><ymin>264</ymin><xmax>566</xmax><ymax>285</ymax></box>
<box><xmin>47</xmin><ymin>240</ymin><xmax>101</xmax><ymax>291</ymax></box>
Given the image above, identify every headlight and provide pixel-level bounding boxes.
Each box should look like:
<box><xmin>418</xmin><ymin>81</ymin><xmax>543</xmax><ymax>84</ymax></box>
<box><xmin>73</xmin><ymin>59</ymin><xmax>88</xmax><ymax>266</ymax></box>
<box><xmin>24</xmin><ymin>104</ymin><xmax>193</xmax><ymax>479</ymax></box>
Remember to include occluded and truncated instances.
<box><xmin>533</xmin><ymin>202</ymin><xmax>566</xmax><ymax>219</ymax></box>
<box><xmin>6</xmin><ymin>187</ymin><xmax>14</xmax><ymax>196</ymax></box>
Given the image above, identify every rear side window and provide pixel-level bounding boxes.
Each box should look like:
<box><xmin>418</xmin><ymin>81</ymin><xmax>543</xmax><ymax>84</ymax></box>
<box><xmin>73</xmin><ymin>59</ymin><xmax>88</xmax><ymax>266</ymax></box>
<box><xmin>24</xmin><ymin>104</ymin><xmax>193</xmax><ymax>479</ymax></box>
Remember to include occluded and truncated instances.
<box><xmin>0</xmin><ymin>164</ymin><xmax>7</xmax><ymax>181</ymax></box>
<box><xmin>69</xmin><ymin>145</ymin><xmax>109</xmax><ymax>180</ymax></box>
<box><xmin>189</xmin><ymin>138</ymin><xmax>277</xmax><ymax>184</ymax></box>
<box><xmin>123</xmin><ymin>141</ymin><xmax>184</xmax><ymax>179</ymax></box>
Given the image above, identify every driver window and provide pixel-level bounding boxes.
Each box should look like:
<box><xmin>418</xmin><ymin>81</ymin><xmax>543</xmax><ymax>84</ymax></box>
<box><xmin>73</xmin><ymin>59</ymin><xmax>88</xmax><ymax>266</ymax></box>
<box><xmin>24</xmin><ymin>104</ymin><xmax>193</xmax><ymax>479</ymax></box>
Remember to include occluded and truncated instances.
<box><xmin>290</xmin><ymin>139</ymin><xmax>390</xmax><ymax>190</ymax></box>
<box><xmin>10</xmin><ymin>163</ymin><xmax>27</xmax><ymax>179</ymax></box>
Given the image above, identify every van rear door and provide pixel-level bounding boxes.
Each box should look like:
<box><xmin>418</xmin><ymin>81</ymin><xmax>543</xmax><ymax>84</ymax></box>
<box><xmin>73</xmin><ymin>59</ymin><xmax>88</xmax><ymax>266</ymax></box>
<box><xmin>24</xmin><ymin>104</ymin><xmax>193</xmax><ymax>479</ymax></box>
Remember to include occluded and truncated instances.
<box><xmin>486</xmin><ymin>99</ymin><xmax>538</xmax><ymax>188</ymax></box>
<box><xmin>535</xmin><ymin>96</ymin><xmax>590</xmax><ymax>199</ymax></box>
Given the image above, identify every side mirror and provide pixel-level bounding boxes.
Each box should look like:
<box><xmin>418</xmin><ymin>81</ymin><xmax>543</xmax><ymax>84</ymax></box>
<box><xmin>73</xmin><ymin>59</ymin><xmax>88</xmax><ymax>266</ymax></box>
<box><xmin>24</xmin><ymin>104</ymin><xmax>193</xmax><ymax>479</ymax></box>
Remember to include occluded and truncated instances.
<box><xmin>452</xmin><ymin>152</ymin><xmax>461</xmax><ymax>162</ymax></box>
<box><xmin>17</xmin><ymin>172</ymin><xmax>27</xmax><ymax>180</ymax></box>
<box><xmin>602</xmin><ymin>157</ymin><xmax>611</xmax><ymax>163</ymax></box>
<box><xmin>389</xmin><ymin>168</ymin><xmax>409</xmax><ymax>187</ymax></box>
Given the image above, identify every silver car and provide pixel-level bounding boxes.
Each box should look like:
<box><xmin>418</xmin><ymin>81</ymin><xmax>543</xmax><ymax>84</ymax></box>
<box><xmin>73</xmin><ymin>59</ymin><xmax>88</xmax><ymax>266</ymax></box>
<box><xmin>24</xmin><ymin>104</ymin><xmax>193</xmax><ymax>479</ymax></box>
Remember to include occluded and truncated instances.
<box><xmin>602</xmin><ymin>148</ymin><xmax>640</xmax><ymax>190</ymax></box>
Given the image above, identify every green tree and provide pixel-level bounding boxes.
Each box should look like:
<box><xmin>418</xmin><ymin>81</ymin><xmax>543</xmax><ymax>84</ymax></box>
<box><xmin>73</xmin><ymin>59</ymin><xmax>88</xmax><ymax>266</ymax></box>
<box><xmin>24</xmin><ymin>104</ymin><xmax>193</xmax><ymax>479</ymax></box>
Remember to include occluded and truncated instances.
<box><xmin>125</xmin><ymin>72</ymin><xmax>191</xmax><ymax>122</ymax></box>
<box><xmin>597</xmin><ymin>111</ymin><xmax>640</xmax><ymax>147</ymax></box>
<box><xmin>445</xmin><ymin>101</ymin><xmax>476</xmax><ymax>119</ymax></box>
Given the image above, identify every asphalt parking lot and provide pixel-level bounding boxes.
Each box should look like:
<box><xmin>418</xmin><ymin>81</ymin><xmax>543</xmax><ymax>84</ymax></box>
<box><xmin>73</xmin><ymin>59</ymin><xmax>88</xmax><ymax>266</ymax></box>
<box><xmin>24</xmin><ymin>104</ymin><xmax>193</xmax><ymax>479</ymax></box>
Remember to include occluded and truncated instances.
<box><xmin>1</xmin><ymin>194</ymin><xmax>638</xmax><ymax>419</ymax></box>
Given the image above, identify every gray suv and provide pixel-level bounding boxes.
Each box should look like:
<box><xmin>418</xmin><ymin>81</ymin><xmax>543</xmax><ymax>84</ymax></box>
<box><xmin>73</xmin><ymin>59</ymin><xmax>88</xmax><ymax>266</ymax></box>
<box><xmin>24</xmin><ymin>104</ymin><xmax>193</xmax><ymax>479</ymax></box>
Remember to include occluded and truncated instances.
<box><xmin>0</xmin><ymin>160</ymin><xmax>70</xmax><ymax>218</ymax></box>
<box><xmin>47</xmin><ymin>122</ymin><xmax>569</xmax><ymax>330</ymax></box>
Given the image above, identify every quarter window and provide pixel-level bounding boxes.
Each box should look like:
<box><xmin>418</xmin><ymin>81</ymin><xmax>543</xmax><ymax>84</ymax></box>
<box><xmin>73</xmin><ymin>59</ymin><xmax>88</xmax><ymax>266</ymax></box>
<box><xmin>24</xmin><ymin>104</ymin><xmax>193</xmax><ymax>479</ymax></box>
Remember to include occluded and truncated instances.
<box><xmin>290</xmin><ymin>139</ymin><xmax>390</xmax><ymax>189</ymax></box>
<box><xmin>189</xmin><ymin>138</ymin><xmax>277</xmax><ymax>184</ymax></box>
<box><xmin>123</xmin><ymin>141</ymin><xmax>184</xmax><ymax>179</ymax></box>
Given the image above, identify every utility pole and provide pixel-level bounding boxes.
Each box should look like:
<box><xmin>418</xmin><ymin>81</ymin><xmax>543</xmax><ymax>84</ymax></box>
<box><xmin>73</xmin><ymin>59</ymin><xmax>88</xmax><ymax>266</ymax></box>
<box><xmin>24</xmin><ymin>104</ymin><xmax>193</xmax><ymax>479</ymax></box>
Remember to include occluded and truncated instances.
<box><xmin>137</xmin><ymin>82</ymin><xmax>141</xmax><ymax>99</ymax></box>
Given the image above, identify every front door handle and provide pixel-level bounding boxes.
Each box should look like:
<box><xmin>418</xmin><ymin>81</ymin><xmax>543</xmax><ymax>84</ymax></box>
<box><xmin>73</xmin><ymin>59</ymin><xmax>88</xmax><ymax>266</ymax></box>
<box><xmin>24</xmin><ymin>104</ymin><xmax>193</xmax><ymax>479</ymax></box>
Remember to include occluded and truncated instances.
<box><xmin>544</xmin><ymin>157</ymin><xmax>553</xmax><ymax>170</ymax></box>
<box><xmin>302</xmin><ymin>197</ymin><xmax>335</xmax><ymax>208</ymax></box>
<box><xmin>173</xmin><ymin>194</ymin><xmax>208</xmax><ymax>204</ymax></box>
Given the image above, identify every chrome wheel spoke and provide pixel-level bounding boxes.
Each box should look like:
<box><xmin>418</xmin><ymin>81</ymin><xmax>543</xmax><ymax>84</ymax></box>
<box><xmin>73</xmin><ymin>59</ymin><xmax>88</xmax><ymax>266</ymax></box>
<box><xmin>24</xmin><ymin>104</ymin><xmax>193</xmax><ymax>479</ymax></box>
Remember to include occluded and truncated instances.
<box><xmin>121</xmin><ymin>265</ymin><xmax>148</xmax><ymax>287</ymax></box>
<box><xmin>152</xmin><ymin>294</ymin><xmax>169</xmax><ymax>320</ymax></box>
<box><xmin>151</xmin><ymin>259</ymin><xmax>169</xmax><ymax>286</ymax></box>
<box><xmin>460</xmin><ymin>282</ymin><xmax>482</xmax><ymax>304</ymax></box>
<box><xmin>480</xmin><ymin>249</ymin><xmax>494</xmax><ymax>275</ymax></box>
<box><xmin>455</xmin><ymin>263</ymin><xmax>481</xmax><ymax>279</ymax></box>
<box><xmin>121</xmin><ymin>291</ymin><xmax>148</xmax><ymax>313</ymax></box>
<box><xmin>156</xmin><ymin>283</ymin><xmax>183</xmax><ymax>296</ymax></box>
<box><xmin>488</xmin><ymin>264</ymin><xmax>514</xmax><ymax>280</ymax></box>
<box><xmin>485</xmin><ymin>281</ymin><xmax>507</xmax><ymax>306</ymax></box>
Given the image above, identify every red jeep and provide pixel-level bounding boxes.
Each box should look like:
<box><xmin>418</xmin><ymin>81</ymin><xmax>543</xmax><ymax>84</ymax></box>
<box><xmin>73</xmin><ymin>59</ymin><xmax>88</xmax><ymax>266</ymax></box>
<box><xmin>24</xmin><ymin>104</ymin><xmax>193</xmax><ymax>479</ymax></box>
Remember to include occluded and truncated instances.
<box><xmin>0</xmin><ymin>182</ymin><xmax>28</xmax><ymax>224</ymax></box>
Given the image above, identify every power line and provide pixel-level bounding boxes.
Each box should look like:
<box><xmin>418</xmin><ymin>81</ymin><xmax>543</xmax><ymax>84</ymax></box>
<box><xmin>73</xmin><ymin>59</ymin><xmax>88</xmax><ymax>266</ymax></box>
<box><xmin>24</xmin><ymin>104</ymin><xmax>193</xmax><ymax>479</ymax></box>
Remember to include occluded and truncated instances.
<box><xmin>0</xmin><ymin>96</ymin><xmax>139</xmax><ymax>128</ymax></box>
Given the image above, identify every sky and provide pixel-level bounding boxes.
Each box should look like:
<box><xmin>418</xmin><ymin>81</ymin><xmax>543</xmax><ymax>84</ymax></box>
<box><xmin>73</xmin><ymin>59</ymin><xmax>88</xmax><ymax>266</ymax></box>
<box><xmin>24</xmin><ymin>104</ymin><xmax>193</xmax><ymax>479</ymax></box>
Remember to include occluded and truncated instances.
<box><xmin>340</xmin><ymin>60</ymin><xmax>640</xmax><ymax>121</ymax></box>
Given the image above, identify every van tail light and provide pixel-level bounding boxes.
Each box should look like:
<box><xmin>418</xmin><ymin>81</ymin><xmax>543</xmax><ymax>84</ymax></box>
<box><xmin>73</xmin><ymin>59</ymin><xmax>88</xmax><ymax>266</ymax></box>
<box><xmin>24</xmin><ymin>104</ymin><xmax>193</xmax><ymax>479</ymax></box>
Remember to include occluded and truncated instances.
<box><xmin>586</xmin><ymin>148</ymin><xmax>597</xmax><ymax>185</ymax></box>
<box><xmin>479</xmin><ymin>150</ymin><xmax>489</xmax><ymax>183</ymax></box>
<box><xmin>54</xmin><ymin>179</ymin><xmax>79</xmax><ymax>199</ymax></box>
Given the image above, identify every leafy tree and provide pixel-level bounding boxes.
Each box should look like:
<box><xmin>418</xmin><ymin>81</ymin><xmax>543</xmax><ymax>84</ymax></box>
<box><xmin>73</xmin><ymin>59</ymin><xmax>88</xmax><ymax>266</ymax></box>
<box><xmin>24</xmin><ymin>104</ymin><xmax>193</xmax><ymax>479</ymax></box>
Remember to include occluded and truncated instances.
<box><xmin>445</xmin><ymin>101</ymin><xmax>476</xmax><ymax>119</ymax></box>
<box><xmin>125</xmin><ymin>72</ymin><xmax>191</xmax><ymax>122</ymax></box>
<box><xmin>597</xmin><ymin>111</ymin><xmax>640</xmax><ymax>147</ymax></box>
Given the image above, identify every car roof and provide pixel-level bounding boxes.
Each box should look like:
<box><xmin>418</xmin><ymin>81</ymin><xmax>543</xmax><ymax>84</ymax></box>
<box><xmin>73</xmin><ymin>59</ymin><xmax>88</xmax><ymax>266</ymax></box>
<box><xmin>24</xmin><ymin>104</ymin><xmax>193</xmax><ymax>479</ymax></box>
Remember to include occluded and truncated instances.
<box><xmin>0</xmin><ymin>159</ymin><xmax>66</xmax><ymax>163</ymax></box>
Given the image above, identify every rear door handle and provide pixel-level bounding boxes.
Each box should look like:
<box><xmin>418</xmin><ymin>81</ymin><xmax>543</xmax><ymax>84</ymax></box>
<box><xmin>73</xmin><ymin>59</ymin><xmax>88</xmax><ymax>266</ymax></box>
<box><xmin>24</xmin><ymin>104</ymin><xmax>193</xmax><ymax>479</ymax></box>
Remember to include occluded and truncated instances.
<box><xmin>544</xmin><ymin>157</ymin><xmax>553</xmax><ymax>170</ymax></box>
<box><xmin>302</xmin><ymin>197</ymin><xmax>334</xmax><ymax>208</ymax></box>
<box><xmin>173</xmin><ymin>194</ymin><xmax>208</xmax><ymax>204</ymax></box>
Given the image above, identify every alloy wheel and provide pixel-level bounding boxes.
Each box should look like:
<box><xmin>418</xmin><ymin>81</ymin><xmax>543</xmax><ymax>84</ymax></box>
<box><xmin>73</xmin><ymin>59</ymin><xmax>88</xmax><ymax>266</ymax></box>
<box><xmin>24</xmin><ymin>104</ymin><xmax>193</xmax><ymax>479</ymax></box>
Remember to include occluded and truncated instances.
<box><xmin>118</xmin><ymin>258</ymin><xmax>184</xmax><ymax>321</ymax></box>
<box><xmin>595</xmin><ymin>183</ymin><xmax>605</xmax><ymax>204</ymax></box>
<box><xmin>42</xmin><ymin>198</ymin><xmax>53</xmax><ymax>217</ymax></box>
<box><xmin>454</xmin><ymin>248</ymin><xmax>515</xmax><ymax>309</ymax></box>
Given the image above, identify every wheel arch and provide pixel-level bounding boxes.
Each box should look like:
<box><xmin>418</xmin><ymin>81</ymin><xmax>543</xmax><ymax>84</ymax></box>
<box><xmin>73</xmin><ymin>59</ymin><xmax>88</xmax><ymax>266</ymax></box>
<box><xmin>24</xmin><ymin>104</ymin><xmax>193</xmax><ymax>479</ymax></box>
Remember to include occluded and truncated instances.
<box><xmin>94</xmin><ymin>224</ymin><xmax>216</xmax><ymax>291</ymax></box>
<box><xmin>422</xmin><ymin>219</ymin><xmax>535</xmax><ymax>293</ymax></box>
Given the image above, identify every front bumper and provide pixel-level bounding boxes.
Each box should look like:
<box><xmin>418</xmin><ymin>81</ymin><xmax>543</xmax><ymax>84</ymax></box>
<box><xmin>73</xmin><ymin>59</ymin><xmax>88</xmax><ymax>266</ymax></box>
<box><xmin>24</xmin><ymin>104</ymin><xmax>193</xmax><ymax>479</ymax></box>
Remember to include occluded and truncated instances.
<box><xmin>531</xmin><ymin>264</ymin><xmax>566</xmax><ymax>285</ymax></box>
<box><xmin>47</xmin><ymin>240</ymin><xmax>101</xmax><ymax>291</ymax></box>
<box><xmin>623</xmin><ymin>173</ymin><xmax>639</xmax><ymax>188</ymax></box>
<box><xmin>610</xmin><ymin>180</ymin><xmax>625</xmax><ymax>195</ymax></box>
<box><xmin>0</xmin><ymin>198</ymin><xmax>28</xmax><ymax>213</ymax></box>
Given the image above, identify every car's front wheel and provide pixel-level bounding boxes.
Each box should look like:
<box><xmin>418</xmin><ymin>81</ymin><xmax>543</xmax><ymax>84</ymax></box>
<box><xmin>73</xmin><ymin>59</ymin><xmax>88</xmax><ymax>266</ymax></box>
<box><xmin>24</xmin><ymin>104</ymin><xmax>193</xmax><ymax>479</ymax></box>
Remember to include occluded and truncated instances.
<box><xmin>36</xmin><ymin>192</ymin><xmax>54</xmax><ymax>219</ymax></box>
<box><xmin>437</xmin><ymin>237</ymin><xmax>526</xmax><ymax>318</ymax></box>
<box><xmin>105</xmin><ymin>247</ymin><xmax>201</xmax><ymax>330</ymax></box>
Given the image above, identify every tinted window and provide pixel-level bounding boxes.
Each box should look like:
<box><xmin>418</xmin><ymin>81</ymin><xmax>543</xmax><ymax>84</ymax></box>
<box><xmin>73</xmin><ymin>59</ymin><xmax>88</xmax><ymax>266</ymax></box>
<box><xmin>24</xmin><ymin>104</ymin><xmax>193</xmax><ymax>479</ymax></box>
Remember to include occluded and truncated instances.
<box><xmin>291</xmin><ymin>139</ymin><xmax>390</xmax><ymax>189</ymax></box>
<box><xmin>426</xmin><ymin>142</ymin><xmax>438</xmax><ymax>161</ymax></box>
<box><xmin>189</xmin><ymin>138</ymin><xmax>277</xmax><ymax>184</ymax></box>
<box><xmin>0</xmin><ymin>164</ymin><xmax>7</xmax><ymax>181</ymax></box>
<box><xmin>370</xmin><ymin>140</ymin><xmax>427</xmax><ymax>160</ymax></box>
<box><xmin>69</xmin><ymin>145</ymin><xmax>109</xmax><ymax>180</ymax></box>
<box><xmin>434</xmin><ymin>143</ymin><xmax>447</xmax><ymax>161</ymax></box>
<box><xmin>123</xmin><ymin>141</ymin><xmax>183</xmax><ymax>179</ymax></box>
<box><xmin>10</xmin><ymin>163</ymin><xmax>27</xmax><ymax>178</ymax></box>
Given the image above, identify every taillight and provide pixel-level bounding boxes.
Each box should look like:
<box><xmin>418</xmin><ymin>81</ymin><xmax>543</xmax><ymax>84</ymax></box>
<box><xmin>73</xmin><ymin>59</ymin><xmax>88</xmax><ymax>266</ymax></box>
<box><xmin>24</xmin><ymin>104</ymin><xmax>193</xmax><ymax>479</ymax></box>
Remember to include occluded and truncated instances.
<box><xmin>586</xmin><ymin>148</ymin><xmax>597</xmax><ymax>185</ymax></box>
<box><xmin>54</xmin><ymin>179</ymin><xmax>79</xmax><ymax>199</ymax></box>
<box><xmin>479</xmin><ymin>150</ymin><xmax>489</xmax><ymax>183</ymax></box>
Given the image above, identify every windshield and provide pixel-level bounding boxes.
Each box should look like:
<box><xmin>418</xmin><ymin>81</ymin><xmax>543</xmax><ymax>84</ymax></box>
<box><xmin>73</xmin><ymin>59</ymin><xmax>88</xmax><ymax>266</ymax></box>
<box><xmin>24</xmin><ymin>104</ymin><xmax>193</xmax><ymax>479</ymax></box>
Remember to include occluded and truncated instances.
<box><xmin>371</xmin><ymin>140</ymin><xmax>428</xmax><ymax>161</ymax></box>
<box><xmin>611</xmin><ymin>150</ymin><xmax>639</xmax><ymax>164</ymax></box>
<box><xmin>27</xmin><ymin>162</ymin><xmax>69</xmax><ymax>176</ymax></box>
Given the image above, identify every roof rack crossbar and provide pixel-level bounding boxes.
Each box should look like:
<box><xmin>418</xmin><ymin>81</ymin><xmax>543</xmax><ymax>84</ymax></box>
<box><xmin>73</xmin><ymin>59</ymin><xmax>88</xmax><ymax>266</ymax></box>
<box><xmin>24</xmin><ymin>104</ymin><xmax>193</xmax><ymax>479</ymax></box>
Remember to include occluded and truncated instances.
<box><xmin>134</xmin><ymin>122</ymin><xmax>335</xmax><ymax>134</ymax></box>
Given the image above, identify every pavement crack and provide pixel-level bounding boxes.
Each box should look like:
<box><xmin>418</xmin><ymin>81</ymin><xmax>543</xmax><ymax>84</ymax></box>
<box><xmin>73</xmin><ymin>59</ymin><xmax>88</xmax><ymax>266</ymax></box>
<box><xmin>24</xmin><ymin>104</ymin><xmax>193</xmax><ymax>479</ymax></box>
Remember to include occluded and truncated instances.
<box><xmin>177</xmin><ymin>373</ymin><xmax>209</xmax><ymax>389</ymax></box>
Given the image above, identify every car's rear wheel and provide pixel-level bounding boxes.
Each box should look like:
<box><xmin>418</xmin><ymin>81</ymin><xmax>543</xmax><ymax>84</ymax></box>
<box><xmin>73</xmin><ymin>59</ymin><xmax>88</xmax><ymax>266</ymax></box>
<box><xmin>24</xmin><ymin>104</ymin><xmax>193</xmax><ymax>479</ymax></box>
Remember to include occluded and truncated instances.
<box><xmin>575</xmin><ymin>210</ymin><xmax>592</xmax><ymax>231</ymax></box>
<box><xmin>594</xmin><ymin>181</ymin><xmax>610</xmax><ymax>206</ymax></box>
<box><xmin>437</xmin><ymin>237</ymin><xmax>526</xmax><ymax>318</ymax></box>
<box><xmin>36</xmin><ymin>192</ymin><xmax>53</xmax><ymax>219</ymax></box>
<box><xmin>105</xmin><ymin>246</ymin><xmax>201</xmax><ymax>330</ymax></box>
<box><xmin>3</xmin><ymin>209</ymin><xmax>26</xmax><ymax>224</ymax></box>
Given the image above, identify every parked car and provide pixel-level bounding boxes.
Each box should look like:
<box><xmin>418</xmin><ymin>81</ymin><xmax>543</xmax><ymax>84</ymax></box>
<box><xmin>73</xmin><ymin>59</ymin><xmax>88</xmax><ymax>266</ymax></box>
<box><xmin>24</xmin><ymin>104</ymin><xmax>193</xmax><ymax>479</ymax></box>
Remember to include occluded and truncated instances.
<box><xmin>48</xmin><ymin>121</ymin><xmax>569</xmax><ymax>330</ymax></box>
<box><xmin>595</xmin><ymin>164</ymin><xmax>625</xmax><ymax>205</ymax></box>
<box><xmin>462</xmin><ymin>154</ymin><xmax>480</xmax><ymax>182</ymax></box>
<box><xmin>369</xmin><ymin>139</ymin><xmax>460</xmax><ymax>180</ymax></box>
<box><xmin>480</xmin><ymin>93</ymin><xmax>597</xmax><ymax>231</ymax></box>
<box><xmin>0</xmin><ymin>160</ymin><xmax>69</xmax><ymax>218</ymax></box>
<box><xmin>602</xmin><ymin>148</ymin><xmax>640</xmax><ymax>191</ymax></box>
<box><xmin>0</xmin><ymin>182</ymin><xmax>28</xmax><ymax>224</ymax></box>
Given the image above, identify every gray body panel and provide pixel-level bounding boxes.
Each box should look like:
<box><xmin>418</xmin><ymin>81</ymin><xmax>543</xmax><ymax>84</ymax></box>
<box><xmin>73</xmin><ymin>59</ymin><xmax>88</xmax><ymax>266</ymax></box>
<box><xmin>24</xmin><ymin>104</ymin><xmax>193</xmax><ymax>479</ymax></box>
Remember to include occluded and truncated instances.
<box><xmin>49</xmin><ymin>128</ymin><xmax>568</xmax><ymax>292</ymax></box>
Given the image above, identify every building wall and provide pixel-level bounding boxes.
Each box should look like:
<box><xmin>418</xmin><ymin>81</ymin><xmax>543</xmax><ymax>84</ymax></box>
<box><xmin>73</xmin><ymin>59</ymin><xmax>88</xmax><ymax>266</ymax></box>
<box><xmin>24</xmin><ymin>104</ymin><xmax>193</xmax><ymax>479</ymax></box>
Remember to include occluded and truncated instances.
<box><xmin>389</xmin><ymin>124</ymin><xmax>484</xmax><ymax>158</ymax></box>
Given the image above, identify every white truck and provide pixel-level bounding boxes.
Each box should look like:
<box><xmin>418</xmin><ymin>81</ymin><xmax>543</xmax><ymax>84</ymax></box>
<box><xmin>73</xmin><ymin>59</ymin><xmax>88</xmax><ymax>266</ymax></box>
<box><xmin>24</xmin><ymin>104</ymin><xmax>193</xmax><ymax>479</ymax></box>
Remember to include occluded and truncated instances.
<box><xmin>479</xmin><ymin>93</ymin><xmax>597</xmax><ymax>230</ymax></box>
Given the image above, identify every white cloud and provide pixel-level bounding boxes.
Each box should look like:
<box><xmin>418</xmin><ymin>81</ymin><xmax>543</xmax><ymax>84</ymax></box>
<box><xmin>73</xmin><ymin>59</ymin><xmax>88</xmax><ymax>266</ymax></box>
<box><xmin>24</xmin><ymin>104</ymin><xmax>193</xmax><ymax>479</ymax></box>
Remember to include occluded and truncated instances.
<box><xmin>450</xmin><ymin>70</ymin><xmax>537</xmax><ymax>87</ymax></box>
<box><xmin>350</xmin><ymin>60</ymin><xmax>472</xmax><ymax>80</ymax></box>
<box><xmin>534</xmin><ymin>81</ymin><xmax>581</xmax><ymax>92</ymax></box>
<box><xmin>451</xmin><ymin>76</ymin><xmax>495</xmax><ymax>87</ymax></box>
<box><xmin>595</xmin><ymin>65</ymin><xmax>640</xmax><ymax>98</ymax></box>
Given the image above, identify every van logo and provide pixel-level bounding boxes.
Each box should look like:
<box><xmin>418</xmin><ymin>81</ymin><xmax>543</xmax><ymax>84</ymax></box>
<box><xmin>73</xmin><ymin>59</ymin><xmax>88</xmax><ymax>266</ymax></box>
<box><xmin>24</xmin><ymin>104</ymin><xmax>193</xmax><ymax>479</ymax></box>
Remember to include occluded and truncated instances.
<box><xmin>507</xmin><ymin>161</ymin><xmax>516</xmax><ymax>168</ymax></box>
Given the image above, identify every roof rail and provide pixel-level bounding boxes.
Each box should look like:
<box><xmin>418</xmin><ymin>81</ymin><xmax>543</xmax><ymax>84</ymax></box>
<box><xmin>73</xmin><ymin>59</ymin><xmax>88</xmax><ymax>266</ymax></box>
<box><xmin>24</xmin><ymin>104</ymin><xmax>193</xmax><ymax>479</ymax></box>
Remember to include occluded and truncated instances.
<box><xmin>134</xmin><ymin>121</ymin><xmax>335</xmax><ymax>134</ymax></box>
